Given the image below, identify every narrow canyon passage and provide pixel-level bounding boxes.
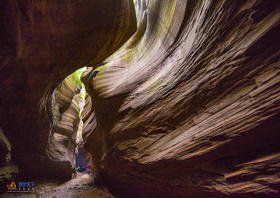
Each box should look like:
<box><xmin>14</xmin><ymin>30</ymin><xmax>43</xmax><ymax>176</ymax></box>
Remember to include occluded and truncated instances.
<box><xmin>1</xmin><ymin>0</ymin><xmax>280</xmax><ymax>198</ymax></box>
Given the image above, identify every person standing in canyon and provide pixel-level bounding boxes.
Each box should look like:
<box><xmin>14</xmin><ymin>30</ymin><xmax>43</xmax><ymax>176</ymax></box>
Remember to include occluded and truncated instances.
<box><xmin>86</xmin><ymin>163</ymin><xmax>91</xmax><ymax>174</ymax></box>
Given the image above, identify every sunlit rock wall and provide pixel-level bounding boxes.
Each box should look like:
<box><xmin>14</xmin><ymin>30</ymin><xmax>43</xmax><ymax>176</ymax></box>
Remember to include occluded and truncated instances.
<box><xmin>0</xmin><ymin>0</ymin><xmax>136</xmax><ymax>179</ymax></box>
<box><xmin>85</xmin><ymin>0</ymin><xmax>280</xmax><ymax>197</ymax></box>
<box><xmin>46</xmin><ymin>69</ymin><xmax>96</xmax><ymax>167</ymax></box>
<box><xmin>46</xmin><ymin>74</ymin><xmax>82</xmax><ymax>165</ymax></box>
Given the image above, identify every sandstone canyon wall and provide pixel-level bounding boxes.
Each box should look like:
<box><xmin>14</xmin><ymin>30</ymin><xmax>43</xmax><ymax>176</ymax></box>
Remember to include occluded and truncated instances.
<box><xmin>0</xmin><ymin>0</ymin><xmax>279</xmax><ymax>197</ymax></box>
<box><xmin>0</xmin><ymin>0</ymin><xmax>136</xmax><ymax>184</ymax></box>
<box><xmin>84</xmin><ymin>0</ymin><xmax>280</xmax><ymax>197</ymax></box>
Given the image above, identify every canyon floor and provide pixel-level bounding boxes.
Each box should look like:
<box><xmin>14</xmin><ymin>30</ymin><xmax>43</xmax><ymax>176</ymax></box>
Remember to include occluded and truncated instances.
<box><xmin>1</xmin><ymin>173</ymin><xmax>114</xmax><ymax>198</ymax></box>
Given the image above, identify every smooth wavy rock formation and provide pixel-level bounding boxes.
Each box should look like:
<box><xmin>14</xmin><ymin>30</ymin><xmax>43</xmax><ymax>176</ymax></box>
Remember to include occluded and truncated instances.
<box><xmin>84</xmin><ymin>0</ymin><xmax>280</xmax><ymax>197</ymax></box>
<box><xmin>0</xmin><ymin>0</ymin><xmax>136</xmax><ymax>179</ymax></box>
<box><xmin>46</xmin><ymin>70</ymin><xmax>96</xmax><ymax>167</ymax></box>
<box><xmin>0</xmin><ymin>0</ymin><xmax>279</xmax><ymax>197</ymax></box>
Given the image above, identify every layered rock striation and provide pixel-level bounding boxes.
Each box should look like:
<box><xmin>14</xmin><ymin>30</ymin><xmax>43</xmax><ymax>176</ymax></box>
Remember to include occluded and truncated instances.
<box><xmin>0</xmin><ymin>0</ymin><xmax>279</xmax><ymax>197</ymax></box>
<box><xmin>0</xmin><ymin>0</ymin><xmax>136</xmax><ymax>180</ymax></box>
<box><xmin>84</xmin><ymin>0</ymin><xmax>280</xmax><ymax>197</ymax></box>
<box><xmin>46</xmin><ymin>67</ymin><xmax>96</xmax><ymax>168</ymax></box>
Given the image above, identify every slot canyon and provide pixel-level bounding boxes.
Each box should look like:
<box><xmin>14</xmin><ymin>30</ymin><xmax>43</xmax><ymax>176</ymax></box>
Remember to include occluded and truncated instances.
<box><xmin>0</xmin><ymin>0</ymin><xmax>280</xmax><ymax>197</ymax></box>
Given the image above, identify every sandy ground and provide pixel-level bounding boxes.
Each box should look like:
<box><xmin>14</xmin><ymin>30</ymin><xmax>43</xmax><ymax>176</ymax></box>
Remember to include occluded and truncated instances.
<box><xmin>1</xmin><ymin>173</ymin><xmax>114</xmax><ymax>198</ymax></box>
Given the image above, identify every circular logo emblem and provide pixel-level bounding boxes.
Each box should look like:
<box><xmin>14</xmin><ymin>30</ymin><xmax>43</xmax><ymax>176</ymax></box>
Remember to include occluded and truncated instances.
<box><xmin>7</xmin><ymin>181</ymin><xmax>17</xmax><ymax>190</ymax></box>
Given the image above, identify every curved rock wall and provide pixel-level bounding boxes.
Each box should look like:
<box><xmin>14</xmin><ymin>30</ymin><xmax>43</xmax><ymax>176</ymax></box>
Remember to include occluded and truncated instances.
<box><xmin>85</xmin><ymin>0</ymin><xmax>280</xmax><ymax>197</ymax></box>
<box><xmin>0</xmin><ymin>0</ymin><xmax>136</xmax><ymax>179</ymax></box>
<box><xmin>46</xmin><ymin>74</ymin><xmax>82</xmax><ymax>165</ymax></box>
<box><xmin>46</xmin><ymin>69</ymin><xmax>96</xmax><ymax>167</ymax></box>
<box><xmin>1</xmin><ymin>0</ymin><xmax>279</xmax><ymax>197</ymax></box>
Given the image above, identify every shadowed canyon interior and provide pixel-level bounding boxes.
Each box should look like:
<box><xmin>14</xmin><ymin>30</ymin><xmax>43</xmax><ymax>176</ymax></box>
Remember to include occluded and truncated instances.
<box><xmin>0</xmin><ymin>0</ymin><xmax>280</xmax><ymax>197</ymax></box>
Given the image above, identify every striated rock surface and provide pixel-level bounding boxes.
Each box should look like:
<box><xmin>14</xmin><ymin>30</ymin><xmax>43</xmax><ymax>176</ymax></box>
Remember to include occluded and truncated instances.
<box><xmin>1</xmin><ymin>0</ymin><xmax>279</xmax><ymax>197</ymax></box>
<box><xmin>0</xmin><ymin>0</ymin><xmax>136</xmax><ymax>179</ymax></box>
<box><xmin>84</xmin><ymin>0</ymin><xmax>280</xmax><ymax>197</ymax></box>
<box><xmin>46</xmin><ymin>68</ymin><xmax>96</xmax><ymax>167</ymax></box>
